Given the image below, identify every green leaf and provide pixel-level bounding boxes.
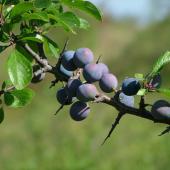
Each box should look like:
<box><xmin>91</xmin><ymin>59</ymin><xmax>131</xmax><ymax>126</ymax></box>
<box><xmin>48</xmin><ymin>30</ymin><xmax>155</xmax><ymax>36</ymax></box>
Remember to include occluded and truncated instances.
<box><xmin>157</xmin><ymin>88</ymin><xmax>170</xmax><ymax>97</ymax></box>
<box><xmin>135</xmin><ymin>73</ymin><xmax>144</xmax><ymax>80</ymax></box>
<box><xmin>43</xmin><ymin>36</ymin><xmax>59</xmax><ymax>58</ymax></box>
<box><xmin>4</xmin><ymin>88</ymin><xmax>35</xmax><ymax>108</ymax></box>
<box><xmin>137</xmin><ymin>89</ymin><xmax>146</xmax><ymax>96</ymax></box>
<box><xmin>61</xmin><ymin>0</ymin><xmax>102</xmax><ymax>21</ymax></box>
<box><xmin>1</xmin><ymin>79</ymin><xmax>13</xmax><ymax>90</ymax></box>
<box><xmin>48</xmin><ymin>12</ymin><xmax>80</xmax><ymax>33</ymax></box>
<box><xmin>10</xmin><ymin>2</ymin><xmax>34</xmax><ymax>19</ymax></box>
<box><xmin>7</xmin><ymin>49</ymin><xmax>33</xmax><ymax>90</ymax></box>
<box><xmin>22</xmin><ymin>12</ymin><xmax>49</xmax><ymax>22</ymax></box>
<box><xmin>20</xmin><ymin>34</ymin><xmax>44</xmax><ymax>43</ymax></box>
<box><xmin>34</xmin><ymin>0</ymin><xmax>51</xmax><ymax>8</ymax></box>
<box><xmin>149</xmin><ymin>51</ymin><xmax>170</xmax><ymax>77</ymax></box>
<box><xmin>0</xmin><ymin>107</ymin><xmax>4</xmax><ymax>124</ymax></box>
<box><xmin>79</xmin><ymin>18</ymin><xmax>90</xmax><ymax>29</ymax></box>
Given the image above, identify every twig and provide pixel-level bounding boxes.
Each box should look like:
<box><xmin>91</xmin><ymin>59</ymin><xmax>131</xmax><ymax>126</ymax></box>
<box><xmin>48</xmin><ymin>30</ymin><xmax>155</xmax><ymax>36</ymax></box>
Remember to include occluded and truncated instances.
<box><xmin>94</xmin><ymin>91</ymin><xmax>170</xmax><ymax>125</ymax></box>
<box><xmin>102</xmin><ymin>112</ymin><xmax>124</xmax><ymax>145</ymax></box>
<box><xmin>24</xmin><ymin>43</ymin><xmax>52</xmax><ymax>71</ymax></box>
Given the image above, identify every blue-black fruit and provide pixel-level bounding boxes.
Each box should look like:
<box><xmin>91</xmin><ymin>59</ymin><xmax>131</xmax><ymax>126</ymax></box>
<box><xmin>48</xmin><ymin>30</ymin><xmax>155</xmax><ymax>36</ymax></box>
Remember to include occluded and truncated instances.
<box><xmin>31</xmin><ymin>65</ymin><xmax>45</xmax><ymax>83</ymax></box>
<box><xmin>66</xmin><ymin>78</ymin><xmax>82</xmax><ymax>97</ymax></box>
<box><xmin>56</xmin><ymin>88</ymin><xmax>73</xmax><ymax>105</ymax></box>
<box><xmin>122</xmin><ymin>78</ymin><xmax>141</xmax><ymax>96</ymax></box>
<box><xmin>73</xmin><ymin>48</ymin><xmax>94</xmax><ymax>68</ymax></box>
<box><xmin>151</xmin><ymin>100</ymin><xmax>170</xmax><ymax>120</ymax></box>
<box><xmin>83</xmin><ymin>63</ymin><xmax>103</xmax><ymax>83</ymax></box>
<box><xmin>98</xmin><ymin>63</ymin><xmax>109</xmax><ymax>75</ymax></box>
<box><xmin>70</xmin><ymin>101</ymin><xmax>90</xmax><ymax>121</ymax></box>
<box><xmin>61</xmin><ymin>51</ymin><xmax>77</xmax><ymax>71</ymax></box>
<box><xmin>119</xmin><ymin>92</ymin><xmax>134</xmax><ymax>107</ymax></box>
<box><xmin>77</xmin><ymin>83</ymin><xmax>99</xmax><ymax>102</ymax></box>
<box><xmin>58</xmin><ymin>65</ymin><xmax>73</xmax><ymax>80</ymax></box>
<box><xmin>99</xmin><ymin>73</ymin><xmax>118</xmax><ymax>93</ymax></box>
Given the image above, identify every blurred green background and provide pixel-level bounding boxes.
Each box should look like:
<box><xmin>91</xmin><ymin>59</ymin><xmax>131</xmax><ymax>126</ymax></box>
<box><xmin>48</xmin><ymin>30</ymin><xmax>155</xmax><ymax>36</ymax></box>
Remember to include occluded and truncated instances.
<box><xmin>1</xmin><ymin>0</ymin><xmax>170</xmax><ymax>170</ymax></box>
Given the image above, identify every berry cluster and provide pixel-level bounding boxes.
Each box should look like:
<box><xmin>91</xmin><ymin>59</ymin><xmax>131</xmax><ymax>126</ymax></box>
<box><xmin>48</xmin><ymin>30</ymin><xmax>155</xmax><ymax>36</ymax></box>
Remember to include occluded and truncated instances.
<box><xmin>30</xmin><ymin>45</ymin><xmax>170</xmax><ymax>136</ymax></box>
<box><xmin>54</xmin><ymin>47</ymin><xmax>142</xmax><ymax>121</ymax></box>
<box><xmin>29</xmin><ymin>44</ymin><xmax>170</xmax><ymax>139</ymax></box>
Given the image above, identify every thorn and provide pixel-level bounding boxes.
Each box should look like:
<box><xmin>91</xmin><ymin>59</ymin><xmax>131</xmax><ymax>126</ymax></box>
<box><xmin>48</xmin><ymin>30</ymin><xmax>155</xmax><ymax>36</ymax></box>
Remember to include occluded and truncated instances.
<box><xmin>158</xmin><ymin>126</ymin><xmax>170</xmax><ymax>136</ymax></box>
<box><xmin>96</xmin><ymin>55</ymin><xmax>102</xmax><ymax>64</ymax></box>
<box><xmin>54</xmin><ymin>105</ymin><xmax>64</xmax><ymax>115</ymax></box>
<box><xmin>60</xmin><ymin>38</ymin><xmax>69</xmax><ymax>56</ymax></box>
<box><xmin>101</xmin><ymin>112</ymin><xmax>124</xmax><ymax>145</ymax></box>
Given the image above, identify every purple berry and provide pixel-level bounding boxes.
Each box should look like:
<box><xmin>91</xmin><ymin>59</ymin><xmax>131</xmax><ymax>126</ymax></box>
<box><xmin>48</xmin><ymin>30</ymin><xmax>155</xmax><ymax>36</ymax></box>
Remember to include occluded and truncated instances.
<box><xmin>83</xmin><ymin>63</ymin><xmax>103</xmax><ymax>83</ymax></box>
<box><xmin>58</xmin><ymin>65</ymin><xmax>73</xmax><ymax>80</ymax></box>
<box><xmin>61</xmin><ymin>51</ymin><xmax>77</xmax><ymax>71</ymax></box>
<box><xmin>119</xmin><ymin>92</ymin><xmax>134</xmax><ymax>107</ymax></box>
<box><xmin>73</xmin><ymin>48</ymin><xmax>94</xmax><ymax>68</ymax></box>
<box><xmin>70</xmin><ymin>101</ymin><xmax>90</xmax><ymax>121</ymax></box>
<box><xmin>77</xmin><ymin>83</ymin><xmax>99</xmax><ymax>102</ymax></box>
<box><xmin>98</xmin><ymin>63</ymin><xmax>109</xmax><ymax>75</ymax></box>
<box><xmin>151</xmin><ymin>100</ymin><xmax>170</xmax><ymax>120</ymax></box>
<box><xmin>122</xmin><ymin>78</ymin><xmax>141</xmax><ymax>96</ymax></box>
<box><xmin>56</xmin><ymin>88</ymin><xmax>73</xmax><ymax>105</ymax></box>
<box><xmin>66</xmin><ymin>78</ymin><xmax>82</xmax><ymax>97</ymax></box>
<box><xmin>99</xmin><ymin>73</ymin><xmax>118</xmax><ymax>93</ymax></box>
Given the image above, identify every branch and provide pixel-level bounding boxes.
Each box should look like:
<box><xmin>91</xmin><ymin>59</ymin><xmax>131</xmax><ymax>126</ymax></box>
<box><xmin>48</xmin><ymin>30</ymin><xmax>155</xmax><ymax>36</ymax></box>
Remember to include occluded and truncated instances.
<box><xmin>23</xmin><ymin>43</ymin><xmax>53</xmax><ymax>71</ymax></box>
<box><xmin>95</xmin><ymin>91</ymin><xmax>170</xmax><ymax>125</ymax></box>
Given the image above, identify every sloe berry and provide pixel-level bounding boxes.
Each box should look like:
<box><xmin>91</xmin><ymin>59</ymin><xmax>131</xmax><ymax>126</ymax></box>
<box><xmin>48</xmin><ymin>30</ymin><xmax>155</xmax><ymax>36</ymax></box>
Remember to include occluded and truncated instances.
<box><xmin>61</xmin><ymin>51</ymin><xmax>77</xmax><ymax>71</ymax></box>
<box><xmin>83</xmin><ymin>63</ymin><xmax>103</xmax><ymax>83</ymax></box>
<box><xmin>122</xmin><ymin>78</ymin><xmax>141</xmax><ymax>96</ymax></box>
<box><xmin>73</xmin><ymin>48</ymin><xmax>93</xmax><ymax>68</ymax></box>
<box><xmin>99</xmin><ymin>73</ymin><xmax>118</xmax><ymax>93</ymax></box>
<box><xmin>70</xmin><ymin>101</ymin><xmax>90</xmax><ymax>121</ymax></box>
<box><xmin>151</xmin><ymin>100</ymin><xmax>170</xmax><ymax>120</ymax></box>
<box><xmin>77</xmin><ymin>83</ymin><xmax>99</xmax><ymax>102</ymax></box>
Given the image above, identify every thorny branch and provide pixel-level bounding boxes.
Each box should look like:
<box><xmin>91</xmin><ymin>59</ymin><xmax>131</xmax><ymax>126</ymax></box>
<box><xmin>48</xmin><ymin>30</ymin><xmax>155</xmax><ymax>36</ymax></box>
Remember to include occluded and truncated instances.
<box><xmin>1</xmin><ymin>33</ymin><xmax>169</xmax><ymax>139</ymax></box>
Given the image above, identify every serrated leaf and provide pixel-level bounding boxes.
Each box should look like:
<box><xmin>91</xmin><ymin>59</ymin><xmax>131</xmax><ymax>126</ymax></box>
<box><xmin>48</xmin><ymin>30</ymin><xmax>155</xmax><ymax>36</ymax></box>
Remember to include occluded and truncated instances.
<box><xmin>157</xmin><ymin>88</ymin><xmax>170</xmax><ymax>97</ymax></box>
<box><xmin>149</xmin><ymin>51</ymin><xmax>170</xmax><ymax>77</ymax></box>
<box><xmin>7</xmin><ymin>49</ymin><xmax>33</xmax><ymax>90</ymax></box>
<box><xmin>0</xmin><ymin>107</ymin><xmax>4</xmax><ymax>124</ymax></box>
<box><xmin>61</xmin><ymin>0</ymin><xmax>102</xmax><ymax>21</ymax></box>
<box><xmin>137</xmin><ymin>89</ymin><xmax>146</xmax><ymax>96</ymax></box>
<box><xmin>34</xmin><ymin>0</ymin><xmax>51</xmax><ymax>8</ymax></box>
<box><xmin>4</xmin><ymin>88</ymin><xmax>35</xmax><ymax>108</ymax></box>
<box><xmin>43</xmin><ymin>36</ymin><xmax>59</xmax><ymax>58</ymax></box>
<box><xmin>10</xmin><ymin>2</ymin><xmax>34</xmax><ymax>19</ymax></box>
